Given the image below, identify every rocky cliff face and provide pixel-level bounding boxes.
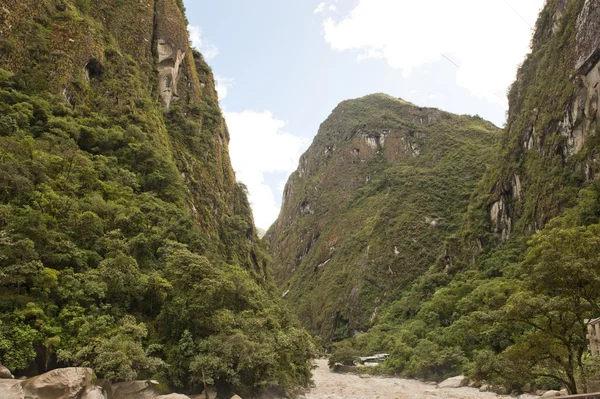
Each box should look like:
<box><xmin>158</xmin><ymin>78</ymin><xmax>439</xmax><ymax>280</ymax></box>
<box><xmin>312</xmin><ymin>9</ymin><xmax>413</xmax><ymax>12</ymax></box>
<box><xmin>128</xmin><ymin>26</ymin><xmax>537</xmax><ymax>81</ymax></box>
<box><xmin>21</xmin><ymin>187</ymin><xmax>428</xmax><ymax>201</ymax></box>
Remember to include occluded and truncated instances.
<box><xmin>484</xmin><ymin>0</ymin><xmax>599</xmax><ymax>242</ymax></box>
<box><xmin>266</xmin><ymin>94</ymin><xmax>498</xmax><ymax>340</ymax></box>
<box><xmin>0</xmin><ymin>0</ymin><xmax>312</xmax><ymax>394</ymax></box>
<box><xmin>0</xmin><ymin>0</ymin><xmax>242</xmax><ymax>245</ymax></box>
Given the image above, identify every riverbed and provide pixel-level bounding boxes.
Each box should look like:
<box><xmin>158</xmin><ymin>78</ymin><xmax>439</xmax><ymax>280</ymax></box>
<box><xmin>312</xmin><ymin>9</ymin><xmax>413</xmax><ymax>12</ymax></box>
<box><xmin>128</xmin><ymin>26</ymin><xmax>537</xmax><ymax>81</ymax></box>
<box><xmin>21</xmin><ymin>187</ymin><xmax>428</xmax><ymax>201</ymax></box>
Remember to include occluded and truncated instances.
<box><xmin>304</xmin><ymin>359</ymin><xmax>537</xmax><ymax>399</ymax></box>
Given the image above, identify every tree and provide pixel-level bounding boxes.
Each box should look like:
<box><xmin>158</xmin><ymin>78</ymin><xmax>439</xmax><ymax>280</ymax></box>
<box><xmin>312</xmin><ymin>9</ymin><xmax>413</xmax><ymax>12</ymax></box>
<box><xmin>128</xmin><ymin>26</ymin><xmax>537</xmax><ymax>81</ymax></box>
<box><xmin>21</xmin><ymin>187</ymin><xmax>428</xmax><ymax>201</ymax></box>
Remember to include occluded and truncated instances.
<box><xmin>499</xmin><ymin>223</ymin><xmax>600</xmax><ymax>394</ymax></box>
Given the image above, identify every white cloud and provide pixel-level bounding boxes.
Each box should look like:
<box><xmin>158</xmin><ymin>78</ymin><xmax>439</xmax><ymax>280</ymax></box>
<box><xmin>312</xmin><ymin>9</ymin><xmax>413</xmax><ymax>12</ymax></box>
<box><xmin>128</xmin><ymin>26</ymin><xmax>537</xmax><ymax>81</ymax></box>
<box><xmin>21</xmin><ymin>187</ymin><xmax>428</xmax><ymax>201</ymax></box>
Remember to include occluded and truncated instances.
<box><xmin>329</xmin><ymin>5</ymin><xmax>337</xmax><ymax>11</ymax></box>
<box><xmin>225</xmin><ymin>111</ymin><xmax>308</xmax><ymax>230</ymax></box>
<box><xmin>188</xmin><ymin>25</ymin><xmax>219</xmax><ymax>61</ymax></box>
<box><xmin>321</xmin><ymin>0</ymin><xmax>545</xmax><ymax>107</ymax></box>
<box><xmin>215</xmin><ymin>76</ymin><xmax>234</xmax><ymax>101</ymax></box>
<box><xmin>314</xmin><ymin>2</ymin><xmax>326</xmax><ymax>14</ymax></box>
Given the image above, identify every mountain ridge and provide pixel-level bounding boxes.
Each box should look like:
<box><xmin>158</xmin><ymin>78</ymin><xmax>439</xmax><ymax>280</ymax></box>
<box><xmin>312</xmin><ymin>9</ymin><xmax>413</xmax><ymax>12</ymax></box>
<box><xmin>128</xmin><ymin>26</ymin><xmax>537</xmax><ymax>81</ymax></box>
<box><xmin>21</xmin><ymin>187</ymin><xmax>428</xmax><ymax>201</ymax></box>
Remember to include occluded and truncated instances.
<box><xmin>267</xmin><ymin>92</ymin><xmax>499</xmax><ymax>340</ymax></box>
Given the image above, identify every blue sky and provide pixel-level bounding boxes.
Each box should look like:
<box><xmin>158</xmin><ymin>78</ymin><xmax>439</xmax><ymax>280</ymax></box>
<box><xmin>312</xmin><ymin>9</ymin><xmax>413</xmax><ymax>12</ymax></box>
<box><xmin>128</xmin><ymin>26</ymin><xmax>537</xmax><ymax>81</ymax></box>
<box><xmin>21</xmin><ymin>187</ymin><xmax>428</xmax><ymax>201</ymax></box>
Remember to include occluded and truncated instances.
<box><xmin>183</xmin><ymin>0</ymin><xmax>545</xmax><ymax>230</ymax></box>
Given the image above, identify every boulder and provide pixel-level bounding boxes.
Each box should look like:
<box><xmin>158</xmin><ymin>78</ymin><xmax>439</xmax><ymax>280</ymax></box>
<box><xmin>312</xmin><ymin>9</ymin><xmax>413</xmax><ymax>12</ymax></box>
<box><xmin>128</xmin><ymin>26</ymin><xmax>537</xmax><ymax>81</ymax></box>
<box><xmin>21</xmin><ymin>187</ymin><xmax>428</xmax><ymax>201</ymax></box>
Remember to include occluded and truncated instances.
<box><xmin>158</xmin><ymin>395</ymin><xmax>190</xmax><ymax>399</ymax></box>
<box><xmin>21</xmin><ymin>367</ymin><xmax>94</xmax><ymax>399</ymax></box>
<box><xmin>231</xmin><ymin>396</ymin><xmax>242</xmax><ymax>399</ymax></box>
<box><xmin>0</xmin><ymin>364</ymin><xmax>13</xmax><ymax>379</ymax></box>
<box><xmin>0</xmin><ymin>379</ymin><xmax>23</xmax><ymax>399</ymax></box>
<box><xmin>82</xmin><ymin>386</ymin><xmax>108</xmax><ymax>399</ymax></box>
<box><xmin>541</xmin><ymin>390</ymin><xmax>562</xmax><ymax>398</ymax></box>
<box><xmin>437</xmin><ymin>375</ymin><xmax>469</xmax><ymax>388</ymax></box>
<box><xmin>111</xmin><ymin>380</ymin><xmax>160</xmax><ymax>399</ymax></box>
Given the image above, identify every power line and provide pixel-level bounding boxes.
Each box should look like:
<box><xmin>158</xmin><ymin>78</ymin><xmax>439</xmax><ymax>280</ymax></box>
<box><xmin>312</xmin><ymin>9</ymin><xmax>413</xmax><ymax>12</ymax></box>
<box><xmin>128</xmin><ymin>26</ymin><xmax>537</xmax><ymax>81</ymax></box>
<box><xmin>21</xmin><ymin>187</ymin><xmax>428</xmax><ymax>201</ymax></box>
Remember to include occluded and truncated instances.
<box><xmin>503</xmin><ymin>0</ymin><xmax>533</xmax><ymax>29</ymax></box>
<box><xmin>440</xmin><ymin>53</ymin><xmax>460</xmax><ymax>68</ymax></box>
<box><xmin>439</xmin><ymin>53</ymin><xmax>506</xmax><ymax>103</ymax></box>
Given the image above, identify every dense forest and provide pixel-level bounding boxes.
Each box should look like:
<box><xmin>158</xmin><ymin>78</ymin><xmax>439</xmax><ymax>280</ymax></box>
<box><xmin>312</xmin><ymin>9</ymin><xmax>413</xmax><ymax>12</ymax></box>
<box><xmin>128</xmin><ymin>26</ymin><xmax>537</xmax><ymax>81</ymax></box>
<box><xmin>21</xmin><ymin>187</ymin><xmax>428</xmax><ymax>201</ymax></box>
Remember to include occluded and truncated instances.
<box><xmin>0</xmin><ymin>0</ymin><xmax>313</xmax><ymax>396</ymax></box>
<box><xmin>269</xmin><ymin>0</ymin><xmax>600</xmax><ymax>394</ymax></box>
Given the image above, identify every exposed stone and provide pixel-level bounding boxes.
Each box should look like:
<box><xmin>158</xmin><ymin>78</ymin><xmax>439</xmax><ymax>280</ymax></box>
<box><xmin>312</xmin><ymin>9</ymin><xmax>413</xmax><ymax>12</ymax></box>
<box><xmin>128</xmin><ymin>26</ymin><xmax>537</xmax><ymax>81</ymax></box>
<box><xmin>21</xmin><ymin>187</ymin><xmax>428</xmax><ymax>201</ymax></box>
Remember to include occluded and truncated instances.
<box><xmin>437</xmin><ymin>375</ymin><xmax>468</xmax><ymax>388</ymax></box>
<box><xmin>0</xmin><ymin>364</ymin><xmax>13</xmax><ymax>379</ymax></box>
<box><xmin>153</xmin><ymin>0</ymin><xmax>189</xmax><ymax>109</ymax></box>
<box><xmin>111</xmin><ymin>380</ymin><xmax>160</xmax><ymax>399</ymax></box>
<box><xmin>82</xmin><ymin>386</ymin><xmax>108</xmax><ymax>399</ymax></box>
<box><xmin>490</xmin><ymin>197</ymin><xmax>511</xmax><ymax>242</ymax></box>
<box><xmin>0</xmin><ymin>379</ymin><xmax>23</xmax><ymax>399</ymax></box>
<box><xmin>230</xmin><ymin>395</ymin><xmax>242</xmax><ymax>399</ymax></box>
<box><xmin>512</xmin><ymin>174</ymin><xmax>522</xmax><ymax>200</ymax></box>
<box><xmin>540</xmin><ymin>390</ymin><xmax>562</xmax><ymax>397</ymax></box>
<box><xmin>20</xmin><ymin>368</ymin><xmax>94</xmax><ymax>399</ymax></box>
<box><xmin>158</xmin><ymin>395</ymin><xmax>191</xmax><ymax>399</ymax></box>
<box><xmin>157</xmin><ymin>39</ymin><xmax>186</xmax><ymax>109</ymax></box>
<box><xmin>575</xmin><ymin>0</ymin><xmax>600</xmax><ymax>75</ymax></box>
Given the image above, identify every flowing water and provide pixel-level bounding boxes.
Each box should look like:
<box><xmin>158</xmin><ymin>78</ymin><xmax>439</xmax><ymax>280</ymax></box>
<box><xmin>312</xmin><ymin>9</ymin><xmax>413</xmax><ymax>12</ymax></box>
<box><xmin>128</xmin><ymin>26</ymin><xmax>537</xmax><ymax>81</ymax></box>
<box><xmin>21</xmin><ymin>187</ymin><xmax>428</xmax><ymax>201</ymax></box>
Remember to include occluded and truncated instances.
<box><xmin>304</xmin><ymin>359</ymin><xmax>537</xmax><ymax>399</ymax></box>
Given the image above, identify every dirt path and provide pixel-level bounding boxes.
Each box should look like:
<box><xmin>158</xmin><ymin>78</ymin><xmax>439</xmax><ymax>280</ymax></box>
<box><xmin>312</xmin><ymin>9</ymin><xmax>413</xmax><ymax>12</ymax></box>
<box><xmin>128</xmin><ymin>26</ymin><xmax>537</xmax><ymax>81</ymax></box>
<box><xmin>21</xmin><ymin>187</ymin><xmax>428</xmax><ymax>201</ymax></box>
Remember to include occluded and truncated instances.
<box><xmin>304</xmin><ymin>359</ymin><xmax>536</xmax><ymax>399</ymax></box>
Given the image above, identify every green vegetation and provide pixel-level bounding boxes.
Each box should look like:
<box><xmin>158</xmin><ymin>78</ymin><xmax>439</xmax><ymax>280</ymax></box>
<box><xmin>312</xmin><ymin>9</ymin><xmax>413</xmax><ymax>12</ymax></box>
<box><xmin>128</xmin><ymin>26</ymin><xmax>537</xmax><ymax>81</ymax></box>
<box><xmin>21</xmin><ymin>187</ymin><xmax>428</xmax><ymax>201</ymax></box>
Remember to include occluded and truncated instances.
<box><xmin>330</xmin><ymin>185</ymin><xmax>600</xmax><ymax>394</ymax></box>
<box><xmin>318</xmin><ymin>0</ymin><xmax>600</xmax><ymax>394</ymax></box>
<box><xmin>267</xmin><ymin>93</ymin><xmax>500</xmax><ymax>341</ymax></box>
<box><xmin>0</xmin><ymin>0</ymin><xmax>313</xmax><ymax>396</ymax></box>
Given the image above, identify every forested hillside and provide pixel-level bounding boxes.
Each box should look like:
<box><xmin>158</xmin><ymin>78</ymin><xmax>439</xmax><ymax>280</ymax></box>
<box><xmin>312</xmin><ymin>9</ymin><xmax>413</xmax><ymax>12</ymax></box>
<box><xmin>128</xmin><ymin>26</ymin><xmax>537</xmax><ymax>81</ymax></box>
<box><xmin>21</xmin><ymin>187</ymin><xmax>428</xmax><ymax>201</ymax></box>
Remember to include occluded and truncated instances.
<box><xmin>269</xmin><ymin>0</ymin><xmax>600</xmax><ymax>394</ymax></box>
<box><xmin>0</xmin><ymin>0</ymin><xmax>313</xmax><ymax>396</ymax></box>
<box><xmin>266</xmin><ymin>94</ymin><xmax>499</xmax><ymax>340</ymax></box>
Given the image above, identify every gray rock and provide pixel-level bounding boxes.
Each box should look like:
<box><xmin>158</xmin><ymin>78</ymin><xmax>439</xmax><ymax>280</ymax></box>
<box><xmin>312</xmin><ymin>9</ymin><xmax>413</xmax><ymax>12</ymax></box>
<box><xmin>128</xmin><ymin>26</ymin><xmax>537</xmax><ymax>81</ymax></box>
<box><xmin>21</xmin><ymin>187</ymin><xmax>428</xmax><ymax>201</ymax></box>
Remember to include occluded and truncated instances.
<box><xmin>0</xmin><ymin>379</ymin><xmax>23</xmax><ymax>399</ymax></box>
<box><xmin>230</xmin><ymin>395</ymin><xmax>242</xmax><ymax>399</ymax></box>
<box><xmin>158</xmin><ymin>395</ymin><xmax>190</xmax><ymax>399</ymax></box>
<box><xmin>0</xmin><ymin>364</ymin><xmax>13</xmax><ymax>379</ymax></box>
<box><xmin>21</xmin><ymin>367</ymin><xmax>94</xmax><ymax>399</ymax></box>
<box><xmin>82</xmin><ymin>386</ymin><xmax>108</xmax><ymax>399</ymax></box>
<box><xmin>111</xmin><ymin>380</ymin><xmax>160</xmax><ymax>399</ymax></box>
<box><xmin>437</xmin><ymin>375</ymin><xmax>469</xmax><ymax>388</ymax></box>
<box><xmin>541</xmin><ymin>390</ymin><xmax>561</xmax><ymax>398</ymax></box>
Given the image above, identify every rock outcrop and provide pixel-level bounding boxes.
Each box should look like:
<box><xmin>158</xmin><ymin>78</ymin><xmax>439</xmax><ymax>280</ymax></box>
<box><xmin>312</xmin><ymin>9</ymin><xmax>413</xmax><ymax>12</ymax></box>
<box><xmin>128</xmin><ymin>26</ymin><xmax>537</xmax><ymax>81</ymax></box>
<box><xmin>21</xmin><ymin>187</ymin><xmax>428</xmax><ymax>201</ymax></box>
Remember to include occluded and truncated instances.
<box><xmin>484</xmin><ymin>0</ymin><xmax>600</xmax><ymax>242</ymax></box>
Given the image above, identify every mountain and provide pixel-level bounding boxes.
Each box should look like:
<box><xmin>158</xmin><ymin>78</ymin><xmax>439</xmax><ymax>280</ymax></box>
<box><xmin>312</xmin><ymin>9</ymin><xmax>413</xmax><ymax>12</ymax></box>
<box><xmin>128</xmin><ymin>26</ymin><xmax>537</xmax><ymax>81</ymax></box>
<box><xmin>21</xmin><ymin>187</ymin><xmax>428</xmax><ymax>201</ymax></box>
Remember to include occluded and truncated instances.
<box><xmin>268</xmin><ymin>0</ymin><xmax>600</xmax><ymax>394</ymax></box>
<box><xmin>266</xmin><ymin>93</ymin><xmax>499</xmax><ymax>340</ymax></box>
<box><xmin>0</xmin><ymin>0</ymin><xmax>312</xmax><ymax>396</ymax></box>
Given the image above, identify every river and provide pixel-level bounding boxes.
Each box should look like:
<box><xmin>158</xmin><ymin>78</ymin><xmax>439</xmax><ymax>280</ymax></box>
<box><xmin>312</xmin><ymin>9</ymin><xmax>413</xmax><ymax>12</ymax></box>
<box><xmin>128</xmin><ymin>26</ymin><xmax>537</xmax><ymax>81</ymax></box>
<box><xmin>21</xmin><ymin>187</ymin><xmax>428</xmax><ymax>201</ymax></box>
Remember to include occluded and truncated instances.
<box><xmin>304</xmin><ymin>359</ymin><xmax>537</xmax><ymax>399</ymax></box>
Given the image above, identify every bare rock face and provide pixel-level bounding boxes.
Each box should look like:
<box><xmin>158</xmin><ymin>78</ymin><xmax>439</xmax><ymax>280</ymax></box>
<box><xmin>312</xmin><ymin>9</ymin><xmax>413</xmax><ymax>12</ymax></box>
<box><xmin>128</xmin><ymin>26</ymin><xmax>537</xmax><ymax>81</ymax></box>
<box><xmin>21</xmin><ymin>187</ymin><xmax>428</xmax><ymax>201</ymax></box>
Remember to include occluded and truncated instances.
<box><xmin>154</xmin><ymin>0</ymin><xmax>190</xmax><ymax>109</ymax></box>
<box><xmin>157</xmin><ymin>38</ymin><xmax>186</xmax><ymax>108</ymax></box>
<box><xmin>575</xmin><ymin>0</ymin><xmax>600</xmax><ymax>75</ymax></box>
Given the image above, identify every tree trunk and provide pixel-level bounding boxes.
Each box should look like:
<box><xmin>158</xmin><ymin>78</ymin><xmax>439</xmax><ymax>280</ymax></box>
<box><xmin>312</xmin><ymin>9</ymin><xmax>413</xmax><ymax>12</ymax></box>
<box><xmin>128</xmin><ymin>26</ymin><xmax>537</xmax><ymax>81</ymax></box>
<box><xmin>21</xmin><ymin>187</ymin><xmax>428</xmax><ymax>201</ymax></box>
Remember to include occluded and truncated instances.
<box><xmin>202</xmin><ymin>367</ymin><xmax>208</xmax><ymax>399</ymax></box>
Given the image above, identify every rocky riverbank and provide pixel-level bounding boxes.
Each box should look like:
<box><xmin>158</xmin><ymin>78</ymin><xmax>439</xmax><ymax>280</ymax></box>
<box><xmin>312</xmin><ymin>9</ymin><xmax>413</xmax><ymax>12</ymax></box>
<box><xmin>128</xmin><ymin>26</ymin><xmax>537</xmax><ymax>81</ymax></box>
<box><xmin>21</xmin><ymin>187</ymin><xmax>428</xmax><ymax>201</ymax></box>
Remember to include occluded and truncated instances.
<box><xmin>0</xmin><ymin>365</ymin><xmax>240</xmax><ymax>399</ymax></box>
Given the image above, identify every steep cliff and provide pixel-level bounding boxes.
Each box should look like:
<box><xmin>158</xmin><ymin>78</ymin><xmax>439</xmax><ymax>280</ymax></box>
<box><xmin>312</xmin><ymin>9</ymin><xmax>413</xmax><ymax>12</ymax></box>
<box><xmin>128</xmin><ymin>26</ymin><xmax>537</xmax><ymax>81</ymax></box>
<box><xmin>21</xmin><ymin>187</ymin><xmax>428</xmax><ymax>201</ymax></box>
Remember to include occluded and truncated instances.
<box><xmin>479</xmin><ymin>0</ymin><xmax>599</xmax><ymax>243</ymax></box>
<box><xmin>0</xmin><ymin>0</ymin><xmax>312</xmax><ymax>395</ymax></box>
<box><xmin>266</xmin><ymin>94</ymin><xmax>499</xmax><ymax>340</ymax></box>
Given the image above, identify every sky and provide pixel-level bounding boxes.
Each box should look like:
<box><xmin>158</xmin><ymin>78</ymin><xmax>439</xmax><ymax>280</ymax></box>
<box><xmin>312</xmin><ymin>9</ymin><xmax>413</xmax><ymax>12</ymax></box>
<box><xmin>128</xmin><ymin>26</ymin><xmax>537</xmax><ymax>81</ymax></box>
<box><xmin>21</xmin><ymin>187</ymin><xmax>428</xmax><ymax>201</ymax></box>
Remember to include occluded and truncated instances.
<box><xmin>183</xmin><ymin>0</ymin><xmax>546</xmax><ymax>231</ymax></box>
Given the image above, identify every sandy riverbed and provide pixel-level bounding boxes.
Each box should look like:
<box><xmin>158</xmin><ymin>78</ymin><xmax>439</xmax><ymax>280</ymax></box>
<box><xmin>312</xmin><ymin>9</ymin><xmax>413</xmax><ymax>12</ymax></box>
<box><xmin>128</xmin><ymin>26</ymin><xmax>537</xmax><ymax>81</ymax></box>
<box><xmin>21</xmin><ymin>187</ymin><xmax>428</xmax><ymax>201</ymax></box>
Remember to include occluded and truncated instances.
<box><xmin>304</xmin><ymin>359</ymin><xmax>537</xmax><ymax>399</ymax></box>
